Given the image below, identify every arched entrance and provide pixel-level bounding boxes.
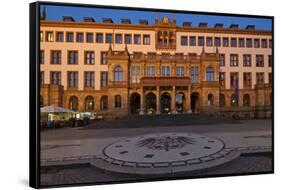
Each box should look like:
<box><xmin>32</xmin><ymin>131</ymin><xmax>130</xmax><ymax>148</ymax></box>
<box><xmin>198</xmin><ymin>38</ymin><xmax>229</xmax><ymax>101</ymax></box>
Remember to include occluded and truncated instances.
<box><xmin>161</xmin><ymin>92</ymin><xmax>171</xmax><ymax>113</ymax></box>
<box><xmin>130</xmin><ymin>93</ymin><xmax>140</xmax><ymax>114</ymax></box>
<box><xmin>191</xmin><ymin>92</ymin><xmax>199</xmax><ymax>112</ymax></box>
<box><xmin>146</xmin><ymin>92</ymin><xmax>156</xmax><ymax>114</ymax></box>
<box><xmin>176</xmin><ymin>93</ymin><xmax>185</xmax><ymax>113</ymax></box>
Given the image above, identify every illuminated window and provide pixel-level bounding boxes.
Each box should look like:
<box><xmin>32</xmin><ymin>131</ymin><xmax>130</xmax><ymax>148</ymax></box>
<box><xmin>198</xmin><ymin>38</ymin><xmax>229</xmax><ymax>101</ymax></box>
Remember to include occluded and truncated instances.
<box><xmin>230</xmin><ymin>54</ymin><xmax>239</xmax><ymax>66</ymax></box>
<box><xmin>85</xmin><ymin>96</ymin><xmax>94</xmax><ymax>111</ymax></box>
<box><xmin>85</xmin><ymin>51</ymin><xmax>95</xmax><ymax>65</ymax></box>
<box><xmin>46</xmin><ymin>31</ymin><xmax>54</xmax><ymax>42</ymax></box>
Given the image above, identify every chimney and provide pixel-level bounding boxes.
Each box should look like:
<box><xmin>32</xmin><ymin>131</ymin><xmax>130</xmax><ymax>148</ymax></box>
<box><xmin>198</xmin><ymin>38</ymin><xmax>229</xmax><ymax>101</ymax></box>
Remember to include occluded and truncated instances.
<box><xmin>230</xmin><ymin>24</ymin><xmax>239</xmax><ymax>29</ymax></box>
<box><xmin>102</xmin><ymin>18</ymin><xmax>113</xmax><ymax>23</ymax></box>
<box><xmin>183</xmin><ymin>22</ymin><xmax>192</xmax><ymax>27</ymax></box>
<box><xmin>199</xmin><ymin>22</ymin><xmax>208</xmax><ymax>28</ymax></box>
<box><xmin>139</xmin><ymin>19</ymin><xmax>148</xmax><ymax>25</ymax></box>
<box><xmin>84</xmin><ymin>17</ymin><xmax>95</xmax><ymax>22</ymax></box>
<box><xmin>245</xmin><ymin>25</ymin><xmax>255</xmax><ymax>30</ymax></box>
<box><xmin>214</xmin><ymin>23</ymin><xmax>223</xmax><ymax>28</ymax></box>
<box><xmin>62</xmin><ymin>16</ymin><xmax>75</xmax><ymax>22</ymax></box>
<box><xmin>121</xmin><ymin>18</ymin><xmax>131</xmax><ymax>24</ymax></box>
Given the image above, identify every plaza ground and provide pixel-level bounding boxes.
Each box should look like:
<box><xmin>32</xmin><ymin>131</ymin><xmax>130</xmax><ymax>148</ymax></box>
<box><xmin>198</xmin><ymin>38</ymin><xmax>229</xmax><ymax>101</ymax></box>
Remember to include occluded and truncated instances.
<box><xmin>40</xmin><ymin>114</ymin><xmax>272</xmax><ymax>186</ymax></box>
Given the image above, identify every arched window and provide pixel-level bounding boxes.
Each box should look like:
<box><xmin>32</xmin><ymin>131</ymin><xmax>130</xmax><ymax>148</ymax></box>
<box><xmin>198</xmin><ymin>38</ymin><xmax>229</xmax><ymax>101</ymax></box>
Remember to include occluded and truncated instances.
<box><xmin>208</xmin><ymin>93</ymin><xmax>214</xmax><ymax>106</ymax></box>
<box><xmin>231</xmin><ymin>94</ymin><xmax>238</xmax><ymax>107</ymax></box>
<box><xmin>40</xmin><ymin>95</ymin><xmax>44</xmax><ymax>107</ymax></box>
<box><xmin>115</xmin><ymin>95</ymin><xmax>122</xmax><ymax>108</ymax></box>
<box><xmin>114</xmin><ymin>66</ymin><xmax>123</xmax><ymax>81</ymax></box>
<box><xmin>85</xmin><ymin>96</ymin><xmax>94</xmax><ymax>111</ymax></box>
<box><xmin>69</xmin><ymin>96</ymin><xmax>79</xmax><ymax>111</ymax></box>
<box><xmin>206</xmin><ymin>67</ymin><xmax>214</xmax><ymax>81</ymax></box>
<box><xmin>243</xmin><ymin>94</ymin><xmax>250</xmax><ymax>107</ymax></box>
<box><xmin>219</xmin><ymin>94</ymin><xmax>225</xmax><ymax>107</ymax></box>
<box><xmin>100</xmin><ymin>96</ymin><xmax>108</xmax><ymax>111</ymax></box>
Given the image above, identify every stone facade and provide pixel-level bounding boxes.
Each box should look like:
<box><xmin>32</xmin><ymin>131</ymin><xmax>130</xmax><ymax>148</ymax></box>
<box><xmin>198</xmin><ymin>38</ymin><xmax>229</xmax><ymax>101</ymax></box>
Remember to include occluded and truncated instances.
<box><xmin>40</xmin><ymin>16</ymin><xmax>272</xmax><ymax>119</ymax></box>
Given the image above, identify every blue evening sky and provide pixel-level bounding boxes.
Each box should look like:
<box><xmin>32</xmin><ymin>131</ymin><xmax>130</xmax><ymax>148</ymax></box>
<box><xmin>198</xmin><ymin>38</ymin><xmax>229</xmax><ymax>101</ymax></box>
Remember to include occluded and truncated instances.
<box><xmin>41</xmin><ymin>5</ymin><xmax>272</xmax><ymax>30</ymax></box>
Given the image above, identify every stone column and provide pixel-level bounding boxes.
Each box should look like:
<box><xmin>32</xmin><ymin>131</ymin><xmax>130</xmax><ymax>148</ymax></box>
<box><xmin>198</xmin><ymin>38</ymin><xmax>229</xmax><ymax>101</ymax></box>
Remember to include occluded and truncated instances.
<box><xmin>171</xmin><ymin>86</ymin><xmax>177</xmax><ymax>114</ymax></box>
<box><xmin>156</xmin><ymin>86</ymin><xmax>161</xmax><ymax>114</ymax></box>
<box><xmin>139</xmin><ymin>87</ymin><xmax>145</xmax><ymax>115</ymax></box>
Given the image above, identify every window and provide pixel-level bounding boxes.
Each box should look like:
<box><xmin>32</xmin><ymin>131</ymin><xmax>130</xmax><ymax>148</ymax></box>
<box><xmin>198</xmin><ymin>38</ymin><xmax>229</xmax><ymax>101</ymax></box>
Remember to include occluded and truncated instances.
<box><xmin>256</xmin><ymin>55</ymin><xmax>264</xmax><ymax>67</ymax></box>
<box><xmin>85</xmin><ymin>51</ymin><xmax>95</xmax><ymax>65</ymax></box>
<box><xmin>261</xmin><ymin>39</ymin><xmax>267</xmax><ymax>48</ymax></box>
<box><xmin>206</xmin><ymin>67</ymin><xmax>214</xmax><ymax>81</ymax></box>
<box><xmin>40</xmin><ymin>50</ymin><xmax>44</xmax><ymax>64</ymax></box>
<box><xmin>219</xmin><ymin>54</ymin><xmax>225</xmax><ymax>66</ymax></box>
<box><xmin>115</xmin><ymin>95</ymin><xmax>122</xmax><ymax>108</ymax></box>
<box><xmin>85</xmin><ymin>96</ymin><xmax>94</xmax><ymax>111</ymax></box>
<box><xmin>206</xmin><ymin>37</ymin><xmax>213</xmax><ymax>46</ymax></box>
<box><xmin>246</xmin><ymin>38</ymin><xmax>252</xmax><ymax>48</ymax></box>
<box><xmin>50</xmin><ymin>50</ymin><xmax>61</xmax><ymax>64</ymax></box>
<box><xmin>223</xmin><ymin>37</ymin><xmax>229</xmax><ymax>47</ymax></box>
<box><xmin>76</xmin><ymin>32</ymin><xmax>83</xmax><ymax>42</ymax></box>
<box><xmin>269</xmin><ymin>39</ymin><xmax>272</xmax><ymax>48</ymax></box>
<box><xmin>100</xmin><ymin>96</ymin><xmax>108</xmax><ymax>110</ymax></box>
<box><xmin>68</xmin><ymin>51</ymin><xmax>78</xmax><ymax>64</ymax></box>
<box><xmin>243</xmin><ymin>54</ymin><xmax>251</xmax><ymax>67</ymax></box>
<box><xmin>143</xmin><ymin>35</ymin><xmax>150</xmax><ymax>45</ymax></box>
<box><xmin>219</xmin><ymin>94</ymin><xmax>225</xmax><ymax>107</ymax></box>
<box><xmin>68</xmin><ymin>72</ymin><xmax>78</xmax><ymax>88</ymax></box>
<box><xmin>256</xmin><ymin>72</ymin><xmax>264</xmax><ymax>85</ymax></box>
<box><xmin>243</xmin><ymin>72</ymin><xmax>252</xmax><ymax>88</ymax></box>
<box><xmin>198</xmin><ymin>36</ymin><xmax>204</xmax><ymax>46</ymax></box>
<box><xmin>230</xmin><ymin>72</ymin><xmax>239</xmax><ymax>88</ymax></box>
<box><xmin>56</xmin><ymin>32</ymin><xmax>64</xmax><ymax>42</ymax></box>
<box><xmin>268</xmin><ymin>55</ymin><xmax>272</xmax><ymax>67</ymax></box>
<box><xmin>46</xmin><ymin>31</ymin><xmax>54</xmax><ymax>42</ymax></box>
<box><xmin>86</xmin><ymin>33</ymin><xmax>93</xmax><ymax>43</ymax></box>
<box><xmin>66</xmin><ymin>32</ymin><xmax>74</xmax><ymax>42</ymax></box>
<box><xmin>40</xmin><ymin>31</ymin><xmax>43</xmax><ymax>41</ymax></box>
<box><xmin>100</xmin><ymin>72</ymin><xmax>108</xmax><ymax>87</ymax></box>
<box><xmin>131</xmin><ymin>65</ymin><xmax>140</xmax><ymax>83</ymax></box>
<box><xmin>134</xmin><ymin>34</ymin><xmax>141</xmax><ymax>44</ymax></box>
<box><xmin>69</xmin><ymin>96</ymin><xmax>79</xmax><ymax>111</ymax></box>
<box><xmin>269</xmin><ymin>73</ymin><xmax>272</xmax><ymax>84</ymax></box>
<box><xmin>238</xmin><ymin>38</ymin><xmax>244</xmax><ymax>47</ymax></box>
<box><xmin>96</xmin><ymin>33</ymin><xmax>103</xmax><ymax>43</ymax></box>
<box><xmin>190</xmin><ymin>66</ymin><xmax>199</xmax><ymax>83</ymax></box>
<box><xmin>176</xmin><ymin>66</ymin><xmax>185</xmax><ymax>77</ymax></box>
<box><xmin>40</xmin><ymin>71</ymin><xmax>44</xmax><ymax>84</ymax></box>
<box><xmin>125</xmin><ymin>34</ymin><xmax>131</xmax><ymax>44</ymax></box>
<box><xmin>40</xmin><ymin>95</ymin><xmax>44</xmax><ymax>107</ymax></box>
<box><xmin>214</xmin><ymin>37</ymin><xmax>221</xmax><ymax>47</ymax></box>
<box><xmin>189</xmin><ymin>36</ymin><xmax>196</xmax><ymax>46</ymax></box>
<box><xmin>243</xmin><ymin>94</ymin><xmax>251</xmax><ymax>107</ymax></box>
<box><xmin>161</xmin><ymin>66</ymin><xmax>170</xmax><ymax>77</ymax></box>
<box><xmin>231</xmin><ymin>38</ymin><xmax>237</xmax><ymax>47</ymax></box>
<box><xmin>230</xmin><ymin>54</ymin><xmax>239</xmax><ymax>66</ymax></box>
<box><xmin>115</xmin><ymin>34</ymin><xmax>122</xmax><ymax>44</ymax></box>
<box><xmin>231</xmin><ymin>94</ymin><xmax>239</xmax><ymax>107</ymax></box>
<box><xmin>254</xmin><ymin>39</ymin><xmax>260</xmax><ymax>48</ymax></box>
<box><xmin>146</xmin><ymin>66</ymin><xmax>155</xmax><ymax>77</ymax></box>
<box><xmin>84</xmin><ymin>72</ymin><xmax>95</xmax><ymax>88</ymax></box>
<box><xmin>101</xmin><ymin>51</ymin><xmax>107</xmax><ymax>65</ymax></box>
<box><xmin>106</xmin><ymin>33</ymin><xmax>112</xmax><ymax>43</ymax></box>
<box><xmin>114</xmin><ymin>66</ymin><xmax>123</xmax><ymax>81</ymax></box>
<box><xmin>181</xmin><ymin>36</ymin><xmax>188</xmax><ymax>46</ymax></box>
<box><xmin>219</xmin><ymin>72</ymin><xmax>225</xmax><ymax>86</ymax></box>
<box><xmin>50</xmin><ymin>71</ymin><xmax>61</xmax><ymax>85</ymax></box>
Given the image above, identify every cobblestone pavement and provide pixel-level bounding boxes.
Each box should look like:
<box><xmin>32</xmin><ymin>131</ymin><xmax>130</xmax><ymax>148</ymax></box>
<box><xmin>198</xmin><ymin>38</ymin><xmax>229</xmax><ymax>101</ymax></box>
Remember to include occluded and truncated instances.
<box><xmin>40</xmin><ymin>153</ymin><xmax>273</xmax><ymax>187</ymax></box>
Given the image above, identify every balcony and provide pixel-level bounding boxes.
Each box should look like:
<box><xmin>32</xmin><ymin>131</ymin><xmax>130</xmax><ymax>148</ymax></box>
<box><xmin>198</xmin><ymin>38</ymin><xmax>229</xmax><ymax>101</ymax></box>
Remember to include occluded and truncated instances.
<box><xmin>141</xmin><ymin>77</ymin><xmax>191</xmax><ymax>86</ymax></box>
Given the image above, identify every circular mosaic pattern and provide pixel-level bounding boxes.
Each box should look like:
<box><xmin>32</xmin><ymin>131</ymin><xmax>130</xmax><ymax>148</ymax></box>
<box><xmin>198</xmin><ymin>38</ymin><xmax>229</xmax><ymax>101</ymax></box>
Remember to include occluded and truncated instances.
<box><xmin>103</xmin><ymin>133</ymin><xmax>225</xmax><ymax>163</ymax></box>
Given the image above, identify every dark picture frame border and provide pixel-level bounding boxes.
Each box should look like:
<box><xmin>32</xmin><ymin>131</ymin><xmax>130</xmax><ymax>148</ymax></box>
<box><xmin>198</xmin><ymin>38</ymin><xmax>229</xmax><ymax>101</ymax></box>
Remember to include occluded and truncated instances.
<box><xmin>29</xmin><ymin>1</ymin><xmax>274</xmax><ymax>188</ymax></box>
